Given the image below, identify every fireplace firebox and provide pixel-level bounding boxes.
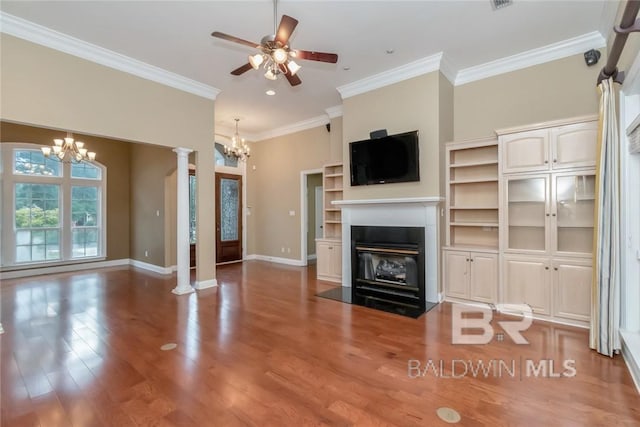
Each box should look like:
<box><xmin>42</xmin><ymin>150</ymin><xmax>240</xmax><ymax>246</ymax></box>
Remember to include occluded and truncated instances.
<box><xmin>351</xmin><ymin>226</ymin><xmax>426</xmax><ymax>317</ymax></box>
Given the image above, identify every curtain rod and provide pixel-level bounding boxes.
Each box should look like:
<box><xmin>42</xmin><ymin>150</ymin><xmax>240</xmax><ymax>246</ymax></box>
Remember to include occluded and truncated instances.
<box><xmin>598</xmin><ymin>0</ymin><xmax>640</xmax><ymax>84</ymax></box>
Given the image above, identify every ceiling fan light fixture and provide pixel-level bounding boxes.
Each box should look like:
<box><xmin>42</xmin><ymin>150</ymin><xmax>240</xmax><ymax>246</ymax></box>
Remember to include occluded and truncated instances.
<box><xmin>288</xmin><ymin>59</ymin><xmax>301</xmax><ymax>76</ymax></box>
<box><xmin>265</xmin><ymin>68</ymin><xmax>278</xmax><ymax>80</ymax></box>
<box><xmin>249</xmin><ymin>53</ymin><xmax>264</xmax><ymax>70</ymax></box>
<box><xmin>272</xmin><ymin>48</ymin><xmax>288</xmax><ymax>64</ymax></box>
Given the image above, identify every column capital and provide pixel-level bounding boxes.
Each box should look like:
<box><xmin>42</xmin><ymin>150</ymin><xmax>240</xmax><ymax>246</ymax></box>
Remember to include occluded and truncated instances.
<box><xmin>173</xmin><ymin>147</ymin><xmax>194</xmax><ymax>157</ymax></box>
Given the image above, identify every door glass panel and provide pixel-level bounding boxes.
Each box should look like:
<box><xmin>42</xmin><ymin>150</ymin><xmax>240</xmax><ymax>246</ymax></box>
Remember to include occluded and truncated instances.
<box><xmin>508</xmin><ymin>177</ymin><xmax>546</xmax><ymax>251</ymax></box>
<box><xmin>220</xmin><ymin>178</ymin><xmax>239</xmax><ymax>241</ymax></box>
<box><xmin>556</xmin><ymin>174</ymin><xmax>594</xmax><ymax>253</ymax></box>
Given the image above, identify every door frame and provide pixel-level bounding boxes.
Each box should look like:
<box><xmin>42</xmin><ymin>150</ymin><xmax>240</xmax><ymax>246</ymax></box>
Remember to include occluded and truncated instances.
<box><xmin>215</xmin><ymin>172</ymin><xmax>243</xmax><ymax>264</ymax></box>
<box><xmin>215</xmin><ymin>162</ymin><xmax>247</xmax><ymax>261</ymax></box>
<box><xmin>300</xmin><ymin>168</ymin><xmax>323</xmax><ymax>266</ymax></box>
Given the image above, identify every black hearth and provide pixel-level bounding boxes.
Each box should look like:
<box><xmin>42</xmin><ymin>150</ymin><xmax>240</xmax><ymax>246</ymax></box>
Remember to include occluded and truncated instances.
<box><xmin>351</xmin><ymin>226</ymin><xmax>426</xmax><ymax>317</ymax></box>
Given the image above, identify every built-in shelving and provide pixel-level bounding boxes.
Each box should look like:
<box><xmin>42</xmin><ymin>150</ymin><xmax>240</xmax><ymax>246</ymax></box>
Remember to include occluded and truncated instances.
<box><xmin>322</xmin><ymin>163</ymin><xmax>343</xmax><ymax>239</ymax></box>
<box><xmin>445</xmin><ymin>138</ymin><xmax>500</xmax><ymax>250</ymax></box>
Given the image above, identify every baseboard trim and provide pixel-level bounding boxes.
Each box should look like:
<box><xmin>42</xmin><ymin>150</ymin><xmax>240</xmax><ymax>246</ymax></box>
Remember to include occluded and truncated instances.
<box><xmin>621</xmin><ymin>330</ymin><xmax>640</xmax><ymax>394</ymax></box>
<box><xmin>246</xmin><ymin>254</ymin><xmax>306</xmax><ymax>267</ymax></box>
<box><xmin>195</xmin><ymin>279</ymin><xmax>218</xmax><ymax>290</ymax></box>
<box><xmin>129</xmin><ymin>259</ymin><xmax>173</xmax><ymax>275</ymax></box>
<box><xmin>0</xmin><ymin>258</ymin><xmax>130</xmax><ymax>280</ymax></box>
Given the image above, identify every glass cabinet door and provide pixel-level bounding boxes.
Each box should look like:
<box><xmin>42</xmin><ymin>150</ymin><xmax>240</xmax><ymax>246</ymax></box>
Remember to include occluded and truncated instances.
<box><xmin>506</xmin><ymin>176</ymin><xmax>548</xmax><ymax>252</ymax></box>
<box><xmin>554</xmin><ymin>173</ymin><xmax>595</xmax><ymax>254</ymax></box>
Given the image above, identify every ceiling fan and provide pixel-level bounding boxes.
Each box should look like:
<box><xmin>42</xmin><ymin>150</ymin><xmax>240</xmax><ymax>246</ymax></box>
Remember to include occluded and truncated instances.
<box><xmin>211</xmin><ymin>0</ymin><xmax>338</xmax><ymax>86</ymax></box>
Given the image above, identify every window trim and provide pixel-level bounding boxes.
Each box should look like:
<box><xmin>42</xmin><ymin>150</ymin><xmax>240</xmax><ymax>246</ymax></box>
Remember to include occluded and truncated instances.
<box><xmin>1</xmin><ymin>143</ymin><xmax>107</xmax><ymax>269</ymax></box>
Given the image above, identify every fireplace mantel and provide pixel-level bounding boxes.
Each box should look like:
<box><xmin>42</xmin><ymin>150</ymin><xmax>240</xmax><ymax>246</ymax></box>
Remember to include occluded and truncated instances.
<box><xmin>333</xmin><ymin>196</ymin><xmax>443</xmax><ymax>207</ymax></box>
<box><xmin>334</xmin><ymin>196</ymin><xmax>443</xmax><ymax>304</ymax></box>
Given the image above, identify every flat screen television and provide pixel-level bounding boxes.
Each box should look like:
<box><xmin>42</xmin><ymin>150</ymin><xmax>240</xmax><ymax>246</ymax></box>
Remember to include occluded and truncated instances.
<box><xmin>349</xmin><ymin>130</ymin><xmax>419</xmax><ymax>186</ymax></box>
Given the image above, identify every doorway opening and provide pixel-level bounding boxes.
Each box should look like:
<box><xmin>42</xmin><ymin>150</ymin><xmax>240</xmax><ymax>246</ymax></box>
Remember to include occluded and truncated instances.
<box><xmin>301</xmin><ymin>170</ymin><xmax>323</xmax><ymax>265</ymax></box>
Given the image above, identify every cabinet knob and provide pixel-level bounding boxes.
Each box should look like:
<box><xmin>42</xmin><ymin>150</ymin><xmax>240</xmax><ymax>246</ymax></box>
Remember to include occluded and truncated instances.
<box><xmin>545</xmin><ymin>266</ymin><xmax>549</xmax><ymax>270</ymax></box>
<box><xmin>328</xmin><ymin>246</ymin><xmax>333</xmax><ymax>249</ymax></box>
<box><xmin>552</xmin><ymin>213</ymin><xmax>556</xmax><ymax>217</ymax></box>
<box><xmin>544</xmin><ymin>160</ymin><xmax>549</xmax><ymax>164</ymax></box>
<box><xmin>466</xmin><ymin>258</ymin><xmax>469</xmax><ymax>261</ymax></box>
<box><xmin>553</xmin><ymin>159</ymin><xmax>557</xmax><ymax>163</ymax></box>
<box><xmin>546</xmin><ymin>213</ymin><xmax>550</xmax><ymax>217</ymax></box>
<box><xmin>470</xmin><ymin>258</ymin><xmax>474</xmax><ymax>262</ymax></box>
<box><xmin>554</xmin><ymin>267</ymin><xmax>558</xmax><ymax>271</ymax></box>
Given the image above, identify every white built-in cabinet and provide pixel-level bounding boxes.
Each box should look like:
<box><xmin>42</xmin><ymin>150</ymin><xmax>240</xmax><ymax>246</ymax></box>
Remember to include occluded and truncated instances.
<box><xmin>498</xmin><ymin>116</ymin><xmax>597</xmax><ymax>326</ymax></box>
<box><xmin>443</xmin><ymin>116</ymin><xmax>597</xmax><ymax>327</ymax></box>
<box><xmin>316</xmin><ymin>239</ymin><xmax>342</xmax><ymax>282</ymax></box>
<box><xmin>443</xmin><ymin>138</ymin><xmax>499</xmax><ymax>304</ymax></box>
<box><xmin>316</xmin><ymin>163</ymin><xmax>343</xmax><ymax>283</ymax></box>
<box><xmin>444</xmin><ymin>250</ymin><xmax>497</xmax><ymax>303</ymax></box>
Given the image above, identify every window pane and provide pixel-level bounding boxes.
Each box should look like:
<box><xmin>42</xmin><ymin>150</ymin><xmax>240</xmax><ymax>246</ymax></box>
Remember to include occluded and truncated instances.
<box><xmin>71</xmin><ymin>162</ymin><xmax>101</xmax><ymax>179</ymax></box>
<box><xmin>15</xmin><ymin>184</ymin><xmax>60</xmax><ymax>228</ymax></box>
<box><xmin>72</xmin><ymin>186</ymin><xmax>98</xmax><ymax>226</ymax></box>
<box><xmin>215</xmin><ymin>143</ymin><xmax>239</xmax><ymax>167</ymax></box>
<box><xmin>72</xmin><ymin>228</ymin><xmax>99</xmax><ymax>258</ymax></box>
<box><xmin>16</xmin><ymin>230</ymin><xmax>30</xmax><ymax>245</ymax></box>
<box><xmin>14</xmin><ymin>149</ymin><xmax>61</xmax><ymax>176</ymax></box>
<box><xmin>16</xmin><ymin>246</ymin><xmax>31</xmax><ymax>263</ymax></box>
<box><xmin>189</xmin><ymin>174</ymin><xmax>196</xmax><ymax>244</ymax></box>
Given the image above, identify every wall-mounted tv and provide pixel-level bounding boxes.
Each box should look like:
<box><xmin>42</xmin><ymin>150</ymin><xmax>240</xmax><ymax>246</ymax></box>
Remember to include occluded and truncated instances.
<box><xmin>349</xmin><ymin>130</ymin><xmax>420</xmax><ymax>186</ymax></box>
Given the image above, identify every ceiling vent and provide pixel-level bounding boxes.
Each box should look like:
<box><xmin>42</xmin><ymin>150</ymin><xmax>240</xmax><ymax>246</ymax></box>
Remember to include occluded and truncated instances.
<box><xmin>491</xmin><ymin>0</ymin><xmax>513</xmax><ymax>10</ymax></box>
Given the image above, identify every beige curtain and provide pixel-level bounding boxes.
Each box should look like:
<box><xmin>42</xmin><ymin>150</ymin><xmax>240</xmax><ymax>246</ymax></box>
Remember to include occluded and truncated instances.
<box><xmin>590</xmin><ymin>77</ymin><xmax>621</xmax><ymax>357</ymax></box>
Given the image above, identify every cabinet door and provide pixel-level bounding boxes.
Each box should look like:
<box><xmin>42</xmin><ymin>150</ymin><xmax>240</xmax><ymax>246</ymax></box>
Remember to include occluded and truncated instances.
<box><xmin>444</xmin><ymin>251</ymin><xmax>470</xmax><ymax>299</ymax></box>
<box><xmin>504</xmin><ymin>175</ymin><xmax>550</xmax><ymax>253</ymax></box>
<box><xmin>316</xmin><ymin>242</ymin><xmax>332</xmax><ymax>278</ymax></box>
<box><xmin>330</xmin><ymin>243</ymin><xmax>342</xmax><ymax>277</ymax></box>
<box><xmin>469</xmin><ymin>252</ymin><xmax>497</xmax><ymax>303</ymax></box>
<box><xmin>501</xmin><ymin>130</ymin><xmax>549</xmax><ymax>173</ymax></box>
<box><xmin>553</xmin><ymin>259</ymin><xmax>591</xmax><ymax>322</ymax></box>
<box><xmin>550</xmin><ymin>122</ymin><xmax>598</xmax><ymax>170</ymax></box>
<box><xmin>552</xmin><ymin>172</ymin><xmax>595</xmax><ymax>256</ymax></box>
<box><xmin>503</xmin><ymin>255</ymin><xmax>551</xmax><ymax>315</ymax></box>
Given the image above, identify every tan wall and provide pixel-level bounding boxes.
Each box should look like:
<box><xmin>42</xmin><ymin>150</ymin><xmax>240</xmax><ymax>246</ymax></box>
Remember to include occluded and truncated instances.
<box><xmin>0</xmin><ymin>122</ymin><xmax>131</xmax><ymax>261</ymax></box>
<box><xmin>306</xmin><ymin>173</ymin><xmax>323</xmax><ymax>256</ymax></box>
<box><xmin>1</xmin><ymin>35</ymin><xmax>217</xmax><ymax>282</ymax></box>
<box><xmin>454</xmin><ymin>53</ymin><xmax>601</xmax><ymax>140</ymax></box>
<box><xmin>329</xmin><ymin>116</ymin><xmax>343</xmax><ymax>162</ymax></box>
<box><xmin>342</xmin><ymin>72</ymin><xmax>441</xmax><ymax>200</ymax></box>
<box><xmin>247</xmin><ymin>126</ymin><xmax>330</xmax><ymax>260</ymax></box>
<box><xmin>129</xmin><ymin>144</ymin><xmax>176</xmax><ymax>267</ymax></box>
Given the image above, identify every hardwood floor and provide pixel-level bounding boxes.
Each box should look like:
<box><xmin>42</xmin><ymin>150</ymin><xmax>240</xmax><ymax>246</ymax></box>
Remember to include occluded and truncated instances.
<box><xmin>1</xmin><ymin>261</ymin><xmax>639</xmax><ymax>426</ymax></box>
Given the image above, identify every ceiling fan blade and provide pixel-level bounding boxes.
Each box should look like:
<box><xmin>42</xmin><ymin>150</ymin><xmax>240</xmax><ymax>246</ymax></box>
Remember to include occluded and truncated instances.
<box><xmin>284</xmin><ymin>68</ymin><xmax>302</xmax><ymax>87</ymax></box>
<box><xmin>211</xmin><ymin>31</ymin><xmax>260</xmax><ymax>49</ymax></box>
<box><xmin>293</xmin><ymin>50</ymin><xmax>338</xmax><ymax>64</ymax></box>
<box><xmin>275</xmin><ymin>15</ymin><xmax>299</xmax><ymax>46</ymax></box>
<box><xmin>231</xmin><ymin>63</ymin><xmax>254</xmax><ymax>76</ymax></box>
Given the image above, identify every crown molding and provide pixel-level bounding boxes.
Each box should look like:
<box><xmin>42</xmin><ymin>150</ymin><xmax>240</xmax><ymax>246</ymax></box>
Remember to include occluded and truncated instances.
<box><xmin>0</xmin><ymin>12</ymin><xmax>220</xmax><ymax>100</ymax></box>
<box><xmin>455</xmin><ymin>31</ymin><xmax>606</xmax><ymax>86</ymax></box>
<box><xmin>252</xmin><ymin>114</ymin><xmax>329</xmax><ymax>142</ymax></box>
<box><xmin>337</xmin><ymin>52</ymin><xmax>444</xmax><ymax>99</ymax></box>
<box><xmin>325</xmin><ymin>105</ymin><xmax>343</xmax><ymax>119</ymax></box>
<box><xmin>438</xmin><ymin>55</ymin><xmax>457</xmax><ymax>85</ymax></box>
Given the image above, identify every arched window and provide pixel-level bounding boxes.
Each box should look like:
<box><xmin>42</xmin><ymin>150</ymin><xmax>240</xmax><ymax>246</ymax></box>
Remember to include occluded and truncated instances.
<box><xmin>1</xmin><ymin>144</ymin><xmax>106</xmax><ymax>267</ymax></box>
<box><xmin>214</xmin><ymin>142</ymin><xmax>238</xmax><ymax>167</ymax></box>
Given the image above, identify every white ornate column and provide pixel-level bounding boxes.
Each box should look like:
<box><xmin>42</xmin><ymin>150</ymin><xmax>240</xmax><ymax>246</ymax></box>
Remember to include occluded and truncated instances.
<box><xmin>172</xmin><ymin>147</ymin><xmax>195</xmax><ymax>295</ymax></box>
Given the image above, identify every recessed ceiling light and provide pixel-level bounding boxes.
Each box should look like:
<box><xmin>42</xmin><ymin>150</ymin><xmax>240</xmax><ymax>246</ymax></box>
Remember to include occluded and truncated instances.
<box><xmin>266</xmin><ymin>89</ymin><xmax>276</xmax><ymax>96</ymax></box>
<box><xmin>386</xmin><ymin>49</ymin><xmax>395</xmax><ymax>54</ymax></box>
<box><xmin>343</xmin><ymin>66</ymin><xmax>351</xmax><ymax>71</ymax></box>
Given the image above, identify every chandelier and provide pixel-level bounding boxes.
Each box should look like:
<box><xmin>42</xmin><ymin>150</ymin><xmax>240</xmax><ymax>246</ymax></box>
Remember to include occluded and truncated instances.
<box><xmin>41</xmin><ymin>133</ymin><xmax>96</xmax><ymax>163</ymax></box>
<box><xmin>224</xmin><ymin>118</ymin><xmax>250</xmax><ymax>161</ymax></box>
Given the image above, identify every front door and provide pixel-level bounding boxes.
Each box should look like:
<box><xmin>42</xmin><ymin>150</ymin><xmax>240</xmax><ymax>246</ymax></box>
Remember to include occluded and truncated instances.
<box><xmin>216</xmin><ymin>173</ymin><xmax>242</xmax><ymax>263</ymax></box>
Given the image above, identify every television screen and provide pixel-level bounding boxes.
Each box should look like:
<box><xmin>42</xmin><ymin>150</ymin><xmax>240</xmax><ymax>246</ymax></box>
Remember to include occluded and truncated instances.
<box><xmin>349</xmin><ymin>130</ymin><xmax>419</xmax><ymax>186</ymax></box>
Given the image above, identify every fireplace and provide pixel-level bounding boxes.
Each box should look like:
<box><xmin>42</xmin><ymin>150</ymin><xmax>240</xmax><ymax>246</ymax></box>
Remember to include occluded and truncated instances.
<box><xmin>351</xmin><ymin>226</ymin><xmax>426</xmax><ymax>316</ymax></box>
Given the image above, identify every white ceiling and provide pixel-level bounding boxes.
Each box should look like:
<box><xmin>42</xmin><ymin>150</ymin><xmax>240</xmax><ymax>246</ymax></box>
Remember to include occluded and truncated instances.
<box><xmin>0</xmin><ymin>1</ymin><xmax>616</xmax><ymax>139</ymax></box>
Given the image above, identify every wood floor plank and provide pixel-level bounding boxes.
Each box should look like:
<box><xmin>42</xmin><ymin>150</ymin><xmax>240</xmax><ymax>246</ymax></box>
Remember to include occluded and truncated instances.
<box><xmin>1</xmin><ymin>261</ymin><xmax>639</xmax><ymax>426</ymax></box>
